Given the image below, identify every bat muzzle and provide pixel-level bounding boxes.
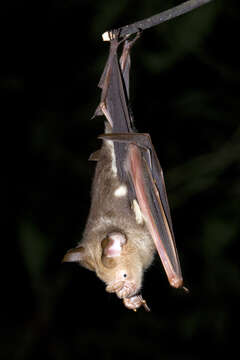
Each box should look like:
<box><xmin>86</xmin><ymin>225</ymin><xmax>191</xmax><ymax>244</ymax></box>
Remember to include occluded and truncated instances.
<box><xmin>101</xmin><ymin>255</ymin><xmax>118</xmax><ymax>269</ymax></box>
<box><xmin>106</xmin><ymin>280</ymin><xmax>138</xmax><ymax>299</ymax></box>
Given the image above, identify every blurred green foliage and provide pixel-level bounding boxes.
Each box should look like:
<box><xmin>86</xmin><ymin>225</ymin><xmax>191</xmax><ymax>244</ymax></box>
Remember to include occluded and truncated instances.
<box><xmin>2</xmin><ymin>1</ymin><xmax>240</xmax><ymax>359</ymax></box>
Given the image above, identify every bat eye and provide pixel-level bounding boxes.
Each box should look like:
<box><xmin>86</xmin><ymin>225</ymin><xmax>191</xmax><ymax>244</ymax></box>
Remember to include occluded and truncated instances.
<box><xmin>123</xmin><ymin>273</ymin><xmax>127</xmax><ymax>278</ymax></box>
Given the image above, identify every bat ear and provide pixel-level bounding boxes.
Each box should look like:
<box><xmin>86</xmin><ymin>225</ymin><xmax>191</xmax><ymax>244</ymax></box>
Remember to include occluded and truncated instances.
<box><xmin>62</xmin><ymin>247</ymin><xmax>84</xmax><ymax>263</ymax></box>
<box><xmin>101</xmin><ymin>232</ymin><xmax>127</xmax><ymax>268</ymax></box>
<box><xmin>62</xmin><ymin>246</ymin><xmax>95</xmax><ymax>271</ymax></box>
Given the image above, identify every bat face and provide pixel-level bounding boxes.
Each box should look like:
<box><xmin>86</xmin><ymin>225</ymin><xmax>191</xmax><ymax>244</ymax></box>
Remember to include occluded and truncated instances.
<box><xmin>99</xmin><ymin>232</ymin><xmax>144</xmax><ymax>298</ymax></box>
<box><xmin>63</xmin><ymin>230</ymin><xmax>146</xmax><ymax>300</ymax></box>
<box><xmin>98</xmin><ymin>259</ymin><xmax>143</xmax><ymax>300</ymax></box>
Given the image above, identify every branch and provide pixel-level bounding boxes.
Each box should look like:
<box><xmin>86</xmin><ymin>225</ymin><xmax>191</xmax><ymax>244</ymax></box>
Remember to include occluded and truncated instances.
<box><xmin>102</xmin><ymin>0</ymin><xmax>214</xmax><ymax>41</ymax></box>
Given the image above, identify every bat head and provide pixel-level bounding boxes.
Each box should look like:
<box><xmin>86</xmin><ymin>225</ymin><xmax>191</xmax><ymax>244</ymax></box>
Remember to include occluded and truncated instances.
<box><xmin>62</xmin><ymin>231</ymin><xmax>143</xmax><ymax>299</ymax></box>
<box><xmin>98</xmin><ymin>231</ymin><xmax>143</xmax><ymax>299</ymax></box>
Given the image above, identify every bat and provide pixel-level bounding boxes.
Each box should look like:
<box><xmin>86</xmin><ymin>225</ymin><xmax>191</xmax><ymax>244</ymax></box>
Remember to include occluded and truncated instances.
<box><xmin>62</xmin><ymin>32</ymin><xmax>186</xmax><ymax>311</ymax></box>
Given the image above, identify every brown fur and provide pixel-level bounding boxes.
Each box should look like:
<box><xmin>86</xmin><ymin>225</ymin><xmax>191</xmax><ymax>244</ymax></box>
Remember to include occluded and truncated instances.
<box><xmin>63</xmin><ymin>122</ymin><xmax>156</xmax><ymax>300</ymax></box>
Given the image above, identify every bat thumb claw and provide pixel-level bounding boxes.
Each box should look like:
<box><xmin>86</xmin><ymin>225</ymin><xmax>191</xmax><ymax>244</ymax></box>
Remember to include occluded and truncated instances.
<box><xmin>182</xmin><ymin>286</ymin><xmax>190</xmax><ymax>294</ymax></box>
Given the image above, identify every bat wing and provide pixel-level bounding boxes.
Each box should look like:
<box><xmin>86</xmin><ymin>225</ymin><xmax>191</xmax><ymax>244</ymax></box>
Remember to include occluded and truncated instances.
<box><xmin>96</xmin><ymin>35</ymin><xmax>184</xmax><ymax>289</ymax></box>
<box><xmin>99</xmin><ymin>133</ymin><xmax>183</xmax><ymax>288</ymax></box>
<box><xmin>94</xmin><ymin>37</ymin><xmax>138</xmax><ymax>183</ymax></box>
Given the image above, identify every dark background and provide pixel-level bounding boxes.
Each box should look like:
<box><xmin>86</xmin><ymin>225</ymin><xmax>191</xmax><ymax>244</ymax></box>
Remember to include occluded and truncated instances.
<box><xmin>3</xmin><ymin>0</ymin><xmax>240</xmax><ymax>359</ymax></box>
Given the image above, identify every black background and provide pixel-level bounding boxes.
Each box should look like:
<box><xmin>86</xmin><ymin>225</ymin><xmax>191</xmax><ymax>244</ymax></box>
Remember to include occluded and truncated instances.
<box><xmin>3</xmin><ymin>1</ymin><xmax>240</xmax><ymax>359</ymax></box>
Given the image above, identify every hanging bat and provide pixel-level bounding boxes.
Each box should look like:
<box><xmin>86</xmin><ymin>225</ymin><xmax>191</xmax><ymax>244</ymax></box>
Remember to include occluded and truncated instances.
<box><xmin>63</xmin><ymin>33</ymin><xmax>186</xmax><ymax>311</ymax></box>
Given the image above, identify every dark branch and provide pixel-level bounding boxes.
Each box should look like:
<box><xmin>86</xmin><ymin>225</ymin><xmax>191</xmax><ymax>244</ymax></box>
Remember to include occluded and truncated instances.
<box><xmin>102</xmin><ymin>0</ymin><xmax>214</xmax><ymax>41</ymax></box>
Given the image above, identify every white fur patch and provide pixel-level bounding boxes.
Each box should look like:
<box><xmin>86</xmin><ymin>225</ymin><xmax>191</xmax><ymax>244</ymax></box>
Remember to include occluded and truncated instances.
<box><xmin>114</xmin><ymin>185</ymin><xmax>127</xmax><ymax>197</ymax></box>
<box><xmin>132</xmin><ymin>199</ymin><xmax>144</xmax><ymax>224</ymax></box>
<box><xmin>106</xmin><ymin>140</ymin><xmax>117</xmax><ymax>177</ymax></box>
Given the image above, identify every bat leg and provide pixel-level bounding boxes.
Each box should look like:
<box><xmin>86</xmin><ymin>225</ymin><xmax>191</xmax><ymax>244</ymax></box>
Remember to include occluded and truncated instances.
<box><xmin>120</xmin><ymin>31</ymin><xmax>141</xmax><ymax>72</ymax></box>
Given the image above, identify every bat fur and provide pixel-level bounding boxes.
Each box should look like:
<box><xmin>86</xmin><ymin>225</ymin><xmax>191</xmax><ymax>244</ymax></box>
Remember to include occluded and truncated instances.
<box><xmin>63</xmin><ymin>35</ymin><xmax>185</xmax><ymax>311</ymax></box>
<box><xmin>63</xmin><ymin>121</ymin><xmax>156</xmax><ymax>309</ymax></box>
